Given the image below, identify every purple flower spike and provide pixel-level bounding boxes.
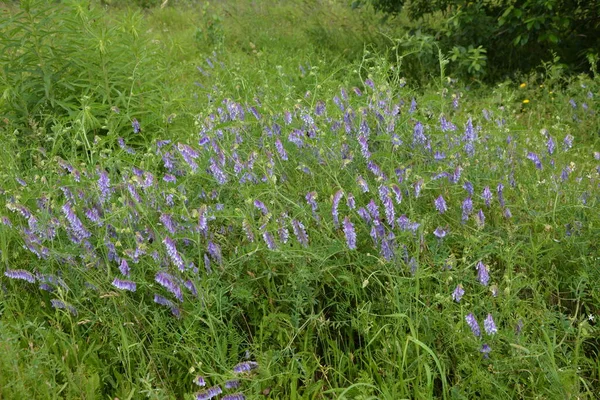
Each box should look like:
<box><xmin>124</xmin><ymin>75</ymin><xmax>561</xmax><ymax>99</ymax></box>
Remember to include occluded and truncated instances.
<box><xmin>434</xmin><ymin>195</ymin><xmax>447</xmax><ymax>214</ymax></box>
<box><xmin>357</xmin><ymin>176</ymin><xmax>369</xmax><ymax>193</ymax></box>
<box><xmin>291</xmin><ymin>219</ymin><xmax>309</xmax><ymax>247</ymax></box>
<box><xmin>476</xmin><ymin>209</ymin><xmax>485</xmax><ymax>228</ymax></box>
<box><xmin>306</xmin><ymin>192</ymin><xmax>318</xmax><ymax>212</ymax></box>
<box><xmin>233</xmin><ymin>361</ymin><xmax>258</xmax><ymax>373</ymax></box>
<box><xmin>112</xmin><ymin>278</ymin><xmax>136</xmax><ymax>292</ymax></box>
<box><xmin>484</xmin><ymin>313</ymin><xmax>498</xmax><ymax>335</ymax></box>
<box><xmin>194</xmin><ymin>376</ymin><xmax>206</xmax><ymax>387</ymax></box>
<box><xmin>527</xmin><ymin>152</ymin><xmax>542</xmax><ymax>169</ymax></box>
<box><xmin>482</xmin><ymin>187</ymin><xmax>492</xmax><ymax>207</ymax></box>
<box><xmin>262</xmin><ymin>231</ymin><xmax>276</xmax><ymax>250</ymax></box>
<box><xmin>119</xmin><ymin>259</ymin><xmax>130</xmax><ymax>276</ymax></box>
<box><xmin>461</xmin><ymin>197</ymin><xmax>473</xmax><ymax>222</ymax></box>
<box><xmin>480</xmin><ymin>344</ymin><xmax>492</xmax><ymax>358</ymax></box>
<box><xmin>358</xmin><ymin>135</ymin><xmax>371</xmax><ymax>159</ymax></box>
<box><xmin>253</xmin><ymin>200</ymin><xmax>269</xmax><ymax>215</ymax></box>
<box><xmin>155</xmin><ymin>272</ymin><xmax>183</xmax><ymax>302</ymax></box>
<box><xmin>497</xmin><ymin>183</ymin><xmax>505</xmax><ymax>207</ymax></box>
<box><xmin>343</xmin><ymin>216</ymin><xmax>356</xmax><ymax>250</ymax></box>
<box><xmin>275</xmin><ymin>138</ymin><xmax>288</xmax><ymax>160</ymax></box>
<box><xmin>222</xmin><ymin>394</ymin><xmax>245</xmax><ymax>400</ymax></box>
<box><xmin>452</xmin><ymin>284</ymin><xmax>464</xmax><ymax>303</ymax></box>
<box><xmin>332</xmin><ymin>190</ymin><xmax>343</xmax><ymax>227</ymax></box>
<box><xmin>433</xmin><ymin>227</ymin><xmax>447</xmax><ymax>239</ymax></box>
<box><xmin>163</xmin><ymin>236</ymin><xmax>185</xmax><ymax>271</ymax></box>
<box><xmin>224</xmin><ymin>380</ymin><xmax>240</xmax><ymax>389</ymax></box>
<box><xmin>476</xmin><ymin>261</ymin><xmax>490</xmax><ymax>286</ymax></box>
<box><xmin>4</xmin><ymin>269</ymin><xmax>36</xmax><ymax>283</ymax></box>
<box><xmin>465</xmin><ymin>313</ymin><xmax>481</xmax><ymax>337</ymax></box>
<box><xmin>132</xmin><ymin>118</ymin><xmax>140</xmax><ymax>133</ymax></box>
<box><xmin>547</xmin><ymin>136</ymin><xmax>555</xmax><ymax>155</ymax></box>
<box><xmin>195</xmin><ymin>386</ymin><xmax>223</xmax><ymax>400</ymax></box>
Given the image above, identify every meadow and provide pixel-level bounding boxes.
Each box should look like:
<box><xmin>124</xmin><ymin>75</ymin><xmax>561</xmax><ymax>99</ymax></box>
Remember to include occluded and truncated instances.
<box><xmin>0</xmin><ymin>1</ymin><xmax>599</xmax><ymax>399</ymax></box>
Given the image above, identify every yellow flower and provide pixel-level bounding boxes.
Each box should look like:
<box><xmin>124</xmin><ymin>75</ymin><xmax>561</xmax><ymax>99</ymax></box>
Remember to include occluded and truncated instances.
<box><xmin>523</xmin><ymin>99</ymin><xmax>530</xmax><ymax>104</ymax></box>
<box><xmin>519</xmin><ymin>83</ymin><xmax>527</xmax><ymax>88</ymax></box>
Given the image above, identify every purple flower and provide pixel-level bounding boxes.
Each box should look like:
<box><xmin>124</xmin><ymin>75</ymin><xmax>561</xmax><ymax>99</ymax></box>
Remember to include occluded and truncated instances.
<box><xmin>391</xmin><ymin>185</ymin><xmax>402</xmax><ymax>205</ymax></box>
<box><xmin>563</xmin><ymin>134</ymin><xmax>574</xmax><ymax>150</ymax></box>
<box><xmin>367</xmin><ymin>199</ymin><xmax>380</xmax><ymax>220</ymax></box>
<box><xmin>346</xmin><ymin>193</ymin><xmax>356</xmax><ymax>209</ymax></box>
<box><xmin>452</xmin><ymin>284</ymin><xmax>464</xmax><ymax>303</ymax></box>
<box><xmin>207</xmin><ymin>241</ymin><xmax>222</xmax><ymax>264</ymax></box>
<box><xmin>476</xmin><ymin>261</ymin><xmax>490</xmax><ymax>286</ymax></box>
<box><xmin>224</xmin><ymin>380</ymin><xmax>240</xmax><ymax>389</ymax></box>
<box><xmin>306</xmin><ymin>192</ymin><xmax>318</xmax><ymax>212</ymax></box>
<box><xmin>195</xmin><ymin>386</ymin><xmax>223</xmax><ymax>400</ymax></box>
<box><xmin>476</xmin><ymin>209</ymin><xmax>485</xmax><ymax>228</ymax></box>
<box><xmin>291</xmin><ymin>219</ymin><xmax>309</xmax><ymax>247</ymax></box>
<box><xmin>503</xmin><ymin>207</ymin><xmax>512</xmax><ymax>219</ymax></box>
<box><xmin>357</xmin><ymin>207</ymin><xmax>371</xmax><ymax>224</ymax></box>
<box><xmin>119</xmin><ymin>258</ymin><xmax>130</xmax><ymax>276</ymax></box>
<box><xmin>497</xmin><ymin>183</ymin><xmax>505</xmax><ymax>207</ymax></box>
<box><xmin>253</xmin><ymin>200</ymin><xmax>269</xmax><ymax>215</ymax></box>
<box><xmin>233</xmin><ymin>361</ymin><xmax>258</xmax><ymax>373</ymax></box>
<box><xmin>484</xmin><ymin>313</ymin><xmax>498</xmax><ymax>335</ymax></box>
<box><xmin>194</xmin><ymin>376</ymin><xmax>206</xmax><ymax>387</ymax></box>
<box><xmin>275</xmin><ymin>139</ymin><xmax>288</xmax><ymax>160</ymax></box>
<box><xmin>357</xmin><ymin>176</ymin><xmax>369</xmax><ymax>193</ymax></box>
<box><xmin>482</xmin><ymin>187</ymin><xmax>492</xmax><ymax>207</ymax></box>
<box><xmin>461</xmin><ymin>197</ymin><xmax>473</xmax><ymax>222</ymax></box>
<box><xmin>414</xmin><ymin>179</ymin><xmax>423</xmax><ymax>198</ymax></box>
<box><xmin>343</xmin><ymin>216</ymin><xmax>356</xmax><ymax>250</ymax></box>
<box><xmin>163</xmin><ymin>236</ymin><xmax>185</xmax><ymax>271</ymax></box>
<box><xmin>155</xmin><ymin>272</ymin><xmax>183</xmax><ymax>302</ymax></box>
<box><xmin>527</xmin><ymin>152</ymin><xmax>542</xmax><ymax>169</ymax></box>
<box><xmin>262</xmin><ymin>231</ymin><xmax>276</xmax><ymax>250</ymax></box>
<box><xmin>547</xmin><ymin>136</ymin><xmax>555</xmax><ymax>155</ymax></box>
<box><xmin>112</xmin><ymin>278</ymin><xmax>136</xmax><ymax>292</ymax></box>
<box><xmin>4</xmin><ymin>269</ymin><xmax>36</xmax><ymax>283</ymax></box>
<box><xmin>50</xmin><ymin>299</ymin><xmax>77</xmax><ymax>315</ymax></box>
<box><xmin>433</xmin><ymin>227</ymin><xmax>447</xmax><ymax>239</ymax></box>
<box><xmin>465</xmin><ymin>313</ymin><xmax>481</xmax><ymax>337</ymax></box>
<box><xmin>62</xmin><ymin>202</ymin><xmax>91</xmax><ymax>242</ymax></box>
<box><xmin>209</xmin><ymin>159</ymin><xmax>228</xmax><ymax>185</ymax></box>
<box><xmin>332</xmin><ymin>190</ymin><xmax>343</xmax><ymax>227</ymax></box>
<box><xmin>160</xmin><ymin>213</ymin><xmax>177</xmax><ymax>234</ymax></box>
<box><xmin>177</xmin><ymin>143</ymin><xmax>199</xmax><ymax>172</ymax></box>
<box><xmin>434</xmin><ymin>195</ymin><xmax>447</xmax><ymax>214</ymax></box>
<box><xmin>480</xmin><ymin>344</ymin><xmax>492</xmax><ymax>358</ymax></box>
<box><xmin>413</xmin><ymin>121</ymin><xmax>428</xmax><ymax>148</ymax></box>
<box><xmin>463</xmin><ymin>181</ymin><xmax>474</xmax><ymax>196</ymax></box>
<box><xmin>131</xmin><ymin>118</ymin><xmax>141</xmax><ymax>133</ymax></box>
<box><xmin>222</xmin><ymin>394</ymin><xmax>245</xmax><ymax>400</ymax></box>
<box><xmin>358</xmin><ymin>135</ymin><xmax>371</xmax><ymax>159</ymax></box>
<box><xmin>98</xmin><ymin>170</ymin><xmax>111</xmax><ymax>203</ymax></box>
<box><xmin>409</xmin><ymin>98</ymin><xmax>417</xmax><ymax>114</ymax></box>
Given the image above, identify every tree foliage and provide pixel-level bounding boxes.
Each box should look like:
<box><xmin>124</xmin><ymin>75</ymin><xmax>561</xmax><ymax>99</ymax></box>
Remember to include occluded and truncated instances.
<box><xmin>362</xmin><ymin>0</ymin><xmax>600</xmax><ymax>78</ymax></box>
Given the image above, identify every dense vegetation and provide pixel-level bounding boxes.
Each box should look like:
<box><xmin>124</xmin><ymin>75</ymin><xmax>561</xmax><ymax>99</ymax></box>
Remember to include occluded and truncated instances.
<box><xmin>0</xmin><ymin>1</ymin><xmax>598</xmax><ymax>399</ymax></box>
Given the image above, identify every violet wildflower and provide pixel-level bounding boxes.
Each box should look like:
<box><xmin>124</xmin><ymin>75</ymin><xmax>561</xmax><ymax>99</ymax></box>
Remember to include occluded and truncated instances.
<box><xmin>224</xmin><ymin>380</ymin><xmax>240</xmax><ymax>389</ymax></box>
<box><xmin>306</xmin><ymin>192</ymin><xmax>318</xmax><ymax>212</ymax></box>
<box><xmin>275</xmin><ymin>138</ymin><xmax>288</xmax><ymax>160</ymax></box>
<box><xmin>463</xmin><ymin>181</ymin><xmax>474</xmax><ymax>196</ymax></box>
<box><xmin>484</xmin><ymin>314</ymin><xmax>498</xmax><ymax>335</ymax></box>
<box><xmin>357</xmin><ymin>176</ymin><xmax>369</xmax><ymax>193</ymax></box>
<box><xmin>461</xmin><ymin>197</ymin><xmax>473</xmax><ymax>222</ymax></box>
<box><xmin>242</xmin><ymin>219</ymin><xmax>254</xmax><ymax>242</ymax></box>
<box><xmin>207</xmin><ymin>241</ymin><xmax>222</xmax><ymax>264</ymax></box>
<box><xmin>482</xmin><ymin>186</ymin><xmax>492</xmax><ymax>207</ymax></box>
<box><xmin>177</xmin><ymin>143</ymin><xmax>200</xmax><ymax>172</ymax></box>
<box><xmin>497</xmin><ymin>183</ymin><xmax>505</xmax><ymax>207</ymax></box>
<box><xmin>291</xmin><ymin>219</ymin><xmax>309</xmax><ymax>247</ymax></box>
<box><xmin>112</xmin><ymin>278</ymin><xmax>136</xmax><ymax>292</ymax></box>
<box><xmin>367</xmin><ymin>199</ymin><xmax>380</xmax><ymax>221</ymax></box>
<box><xmin>527</xmin><ymin>152</ymin><xmax>542</xmax><ymax>169</ymax></box>
<box><xmin>222</xmin><ymin>394</ymin><xmax>245</xmax><ymax>400</ymax></box>
<box><xmin>503</xmin><ymin>207</ymin><xmax>512</xmax><ymax>219</ymax></box>
<box><xmin>569</xmin><ymin>98</ymin><xmax>577</xmax><ymax>108</ymax></box>
<box><xmin>332</xmin><ymin>190</ymin><xmax>343</xmax><ymax>227</ymax></box>
<box><xmin>118</xmin><ymin>137</ymin><xmax>135</xmax><ymax>154</ymax></box>
<box><xmin>204</xmin><ymin>253</ymin><xmax>212</xmax><ymax>274</ymax></box>
<box><xmin>476</xmin><ymin>261</ymin><xmax>490</xmax><ymax>286</ymax></box>
<box><xmin>465</xmin><ymin>313</ymin><xmax>481</xmax><ymax>337</ymax></box>
<box><xmin>476</xmin><ymin>209</ymin><xmax>485</xmax><ymax>228</ymax></box>
<box><xmin>50</xmin><ymin>299</ymin><xmax>77</xmax><ymax>316</ymax></box>
<box><xmin>433</xmin><ymin>227</ymin><xmax>447</xmax><ymax>239</ymax></box>
<box><xmin>357</xmin><ymin>207</ymin><xmax>371</xmax><ymax>224</ymax></box>
<box><xmin>452</xmin><ymin>284</ymin><xmax>464</xmax><ymax>303</ymax></box>
<box><xmin>367</xmin><ymin>161</ymin><xmax>386</xmax><ymax>180</ymax></box>
<box><xmin>209</xmin><ymin>159</ymin><xmax>228</xmax><ymax>185</ymax></box>
<box><xmin>193</xmin><ymin>376</ymin><xmax>206</xmax><ymax>387</ymax></box>
<box><xmin>413</xmin><ymin>121</ymin><xmax>428</xmax><ymax>148</ymax></box>
<box><xmin>4</xmin><ymin>269</ymin><xmax>36</xmax><ymax>283</ymax></box>
<box><xmin>414</xmin><ymin>179</ymin><xmax>423</xmax><ymax>198</ymax></box>
<box><xmin>85</xmin><ymin>207</ymin><xmax>102</xmax><ymax>226</ymax></box>
<box><xmin>160</xmin><ymin>213</ymin><xmax>177</xmax><ymax>234</ymax></box>
<box><xmin>254</xmin><ymin>200</ymin><xmax>269</xmax><ymax>215</ymax></box>
<box><xmin>132</xmin><ymin>118</ymin><xmax>140</xmax><ymax>133</ymax></box>
<box><xmin>233</xmin><ymin>361</ymin><xmax>258</xmax><ymax>373</ymax></box>
<box><xmin>163</xmin><ymin>236</ymin><xmax>185</xmax><ymax>271</ymax></box>
<box><xmin>119</xmin><ymin>258</ymin><xmax>130</xmax><ymax>276</ymax></box>
<box><xmin>196</xmin><ymin>386</ymin><xmax>223</xmax><ymax>400</ymax></box>
<box><xmin>197</xmin><ymin>206</ymin><xmax>208</xmax><ymax>235</ymax></box>
<box><xmin>547</xmin><ymin>136</ymin><xmax>555</xmax><ymax>155</ymax></box>
<box><xmin>434</xmin><ymin>195</ymin><xmax>447</xmax><ymax>214</ymax></box>
<box><xmin>155</xmin><ymin>272</ymin><xmax>183</xmax><ymax>302</ymax></box>
<box><xmin>98</xmin><ymin>170</ymin><xmax>111</xmax><ymax>203</ymax></box>
<box><xmin>480</xmin><ymin>344</ymin><xmax>492</xmax><ymax>358</ymax></box>
<box><xmin>563</xmin><ymin>134</ymin><xmax>574</xmax><ymax>150</ymax></box>
<box><xmin>409</xmin><ymin>98</ymin><xmax>417</xmax><ymax>114</ymax></box>
<box><xmin>346</xmin><ymin>193</ymin><xmax>356</xmax><ymax>209</ymax></box>
<box><xmin>358</xmin><ymin>135</ymin><xmax>371</xmax><ymax>159</ymax></box>
<box><xmin>516</xmin><ymin>319</ymin><xmax>524</xmax><ymax>335</ymax></box>
<box><xmin>184</xmin><ymin>280</ymin><xmax>198</xmax><ymax>297</ymax></box>
<box><xmin>163</xmin><ymin>174</ymin><xmax>176</xmax><ymax>183</ymax></box>
<box><xmin>391</xmin><ymin>184</ymin><xmax>402</xmax><ymax>205</ymax></box>
<box><xmin>62</xmin><ymin>202</ymin><xmax>91</xmax><ymax>242</ymax></box>
<box><xmin>343</xmin><ymin>216</ymin><xmax>356</xmax><ymax>250</ymax></box>
<box><xmin>262</xmin><ymin>231</ymin><xmax>276</xmax><ymax>250</ymax></box>
<box><xmin>408</xmin><ymin>257</ymin><xmax>418</xmax><ymax>275</ymax></box>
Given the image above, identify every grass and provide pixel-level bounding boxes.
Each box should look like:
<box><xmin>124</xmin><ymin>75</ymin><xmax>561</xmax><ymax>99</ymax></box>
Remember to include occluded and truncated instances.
<box><xmin>0</xmin><ymin>1</ymin><xmax>599</xmax><ymax>399</ymax></box>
